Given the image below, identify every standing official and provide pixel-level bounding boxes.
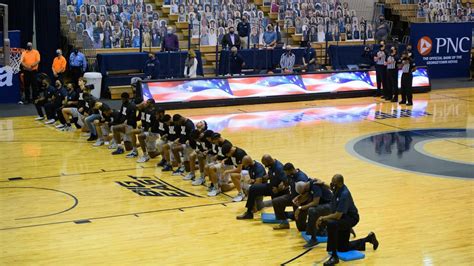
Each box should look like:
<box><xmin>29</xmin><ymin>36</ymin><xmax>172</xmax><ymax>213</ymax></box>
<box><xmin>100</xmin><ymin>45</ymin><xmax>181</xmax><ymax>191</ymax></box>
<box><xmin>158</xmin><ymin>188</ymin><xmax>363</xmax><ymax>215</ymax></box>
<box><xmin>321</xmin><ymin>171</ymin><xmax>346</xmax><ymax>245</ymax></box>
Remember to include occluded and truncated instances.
<box><xmin>400</xmin><ymin>51</ymin><xmax>415</xmax><ymax>106</ymax></box>
<box><xmin>374</xmin><ymin>45</ymin><xmax>387</xmax><ymax>97</ymax></box>
<box><xmin>69</xmin><ymin>48</ymin><xmax>87</xmax><ymax>86</ymax></box>
<box><xmin>317</xmin><ymin>174</ymin><xmax>379</xmax><ymax>266</ymax></box>
<box><xmin>386</xmin><ymin>47</ymin><xmax>399</xmax><ymax>102</ymax></box>
<box><xmin>21</xmin><ymin>42</ymin><xmax>41</xmax><ymax>103</ymax></box>
<box><xmin>144</xmin><ymin>53</ymin><xmax>160</xmax><ymax>79</ymax></box>
<box><xmin>52</xmin><ymin>49</ymin><xmax>67</xmax><ymax>83</ymax></box>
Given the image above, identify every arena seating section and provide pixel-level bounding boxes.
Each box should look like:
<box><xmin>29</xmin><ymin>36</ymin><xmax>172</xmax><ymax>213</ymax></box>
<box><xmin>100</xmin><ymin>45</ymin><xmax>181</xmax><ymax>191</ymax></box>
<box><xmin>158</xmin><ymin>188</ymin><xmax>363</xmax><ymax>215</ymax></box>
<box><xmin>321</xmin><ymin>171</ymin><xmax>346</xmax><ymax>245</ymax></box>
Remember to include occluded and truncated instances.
<box><xmin>59</xmin><ymin>0</ymin><xmax>472</xmax><ymax>98</ymax></box>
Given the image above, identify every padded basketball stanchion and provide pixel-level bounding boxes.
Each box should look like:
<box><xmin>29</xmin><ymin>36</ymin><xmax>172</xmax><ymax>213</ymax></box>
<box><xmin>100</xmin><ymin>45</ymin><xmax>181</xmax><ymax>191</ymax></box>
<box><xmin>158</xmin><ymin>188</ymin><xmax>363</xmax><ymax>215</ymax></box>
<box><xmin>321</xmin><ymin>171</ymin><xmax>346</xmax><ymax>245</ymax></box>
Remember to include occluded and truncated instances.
<box><xmin>328</xmin><ymin>250</ymin><xmax>365</xmax><ymax>261</ymax></box>
<box><xmin>300</xmin><ymin>231</ymin><xmax>328</xmax><ymax>243</ymax></box>
<box><xmin>261</xmin><ymin>211</ymin><xmax>293</xmax><ymax>224</ymax></box>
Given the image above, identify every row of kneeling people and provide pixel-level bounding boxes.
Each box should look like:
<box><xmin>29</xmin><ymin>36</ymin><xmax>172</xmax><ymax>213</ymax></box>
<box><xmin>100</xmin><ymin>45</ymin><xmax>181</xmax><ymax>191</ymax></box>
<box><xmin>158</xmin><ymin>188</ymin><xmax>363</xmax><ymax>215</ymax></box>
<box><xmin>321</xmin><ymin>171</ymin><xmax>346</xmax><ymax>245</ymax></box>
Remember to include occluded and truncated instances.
<box><xmin>33</xmin><ymin>77</ymin><xmax>379</xmax><ymax>265</ymax></box>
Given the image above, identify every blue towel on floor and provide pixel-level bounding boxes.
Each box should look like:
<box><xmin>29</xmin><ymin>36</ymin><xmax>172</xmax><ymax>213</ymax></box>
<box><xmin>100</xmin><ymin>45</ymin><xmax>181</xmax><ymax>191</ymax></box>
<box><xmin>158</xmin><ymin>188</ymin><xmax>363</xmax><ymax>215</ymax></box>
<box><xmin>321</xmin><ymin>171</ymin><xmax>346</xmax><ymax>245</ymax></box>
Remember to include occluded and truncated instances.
<box><xmin>261</xmin><ymin>213</ymin><xmax>285</xmax><ymax>224</ymax></box>
<box><xmin>329</xmin><ymin>250</ymin><xmax>365</xmax><ymax>261</ymax></box>
<box><xmin>300</xmin><ymin>231</ymin><xmax>328</xmax><ymax>243</ymax></box>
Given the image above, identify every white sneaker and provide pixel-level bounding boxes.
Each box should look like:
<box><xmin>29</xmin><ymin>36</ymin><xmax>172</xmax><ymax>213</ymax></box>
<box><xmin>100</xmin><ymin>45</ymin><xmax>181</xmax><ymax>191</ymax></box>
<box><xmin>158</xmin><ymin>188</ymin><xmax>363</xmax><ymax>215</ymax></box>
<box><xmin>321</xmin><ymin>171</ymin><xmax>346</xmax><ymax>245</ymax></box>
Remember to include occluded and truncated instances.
<box><xmin>108</xmin><ymin>143</ymin><xmax>118</xmax><ymax>149</ymax></box>
<box><xmin>192</xmin><ymin>176</ymin><xmax>205</xmax><ymax>186</ymax></box>
<box><xmin>126</xmin><ymin>151</ymin><xmax>138</xmax><ymax>158</ymax></box>
<box><xmin>61</xmin><ymin>126</ymin><xmax>73</xmax><ymax>132</ymax></box>
<box><xmin>104</xmin><ymin>141</ymin><xmax>110</xmax><ymax>145</ymax></box>
<box><xmin>232</xmin><ymin>192</ymin><xmax>244</xmax><ymax>202</ymax></box>
<box><xmin>183</xmin><ymin>173</ymin><xmax>195</xmax><ymax>181</ymax></box>
<box><xmin>93</xmin><ymin>139</ymin><xmax>104</xmax><ymax>147</ymax></box>
<box><xmin>34</xmin><ymin>116</ymin><xmax>44</xmax><ymax>121</ymax></box>
<box><xmin>45</xmin><ymin>119</ymin><xmax>56</xmax><ymax>124</ymax></box>
<box><xmin>207</xmin><ymin>187</ymin><xmax>220</xmax><ymax>197</ymax></box>
<box><xmin>136</xmin><ymin>155</ymin><xmax>150</xmax><ymax>163</ymax></box>
<box><xmin>56</xmin><ymin>124</ymin><xmax>65</xmax><ymax>129</ymax></box>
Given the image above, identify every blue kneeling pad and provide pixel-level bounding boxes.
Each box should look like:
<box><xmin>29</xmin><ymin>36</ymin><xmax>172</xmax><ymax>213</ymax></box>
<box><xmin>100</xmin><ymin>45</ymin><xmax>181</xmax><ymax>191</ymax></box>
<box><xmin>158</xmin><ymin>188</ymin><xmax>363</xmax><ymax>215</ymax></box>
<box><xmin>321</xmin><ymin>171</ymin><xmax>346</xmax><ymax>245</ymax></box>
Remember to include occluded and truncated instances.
<box><xmin>261</xmin><ymin>212</ymin><xmax>293</xmax><ymax>224</ymax></box>
<box><xmin>329</xmin><ymin>250</ymin><xmax>365</xmax><ymax>261</ymax></box>
<box><xmin>300</xmin><ymin>231</ymin><xmax>328</xmax><ymax>243</ymax></box>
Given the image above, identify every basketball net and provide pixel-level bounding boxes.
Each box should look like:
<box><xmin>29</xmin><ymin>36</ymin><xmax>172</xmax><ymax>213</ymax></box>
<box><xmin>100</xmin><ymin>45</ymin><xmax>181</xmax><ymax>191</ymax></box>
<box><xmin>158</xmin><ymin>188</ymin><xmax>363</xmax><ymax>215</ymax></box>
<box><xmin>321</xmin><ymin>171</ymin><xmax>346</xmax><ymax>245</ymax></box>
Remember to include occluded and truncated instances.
<box><xmin>6</xmin><ymin>48</ymin><xmax>24</xmax><ymax>74</ymax></box>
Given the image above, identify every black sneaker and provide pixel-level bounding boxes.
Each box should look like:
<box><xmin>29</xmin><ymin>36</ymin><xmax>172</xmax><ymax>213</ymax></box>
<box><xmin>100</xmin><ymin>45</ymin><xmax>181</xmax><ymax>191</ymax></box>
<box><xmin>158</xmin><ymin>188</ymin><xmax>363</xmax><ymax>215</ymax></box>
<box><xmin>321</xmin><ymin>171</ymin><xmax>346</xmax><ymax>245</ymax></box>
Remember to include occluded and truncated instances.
<box><xmin>157</xmin><ymin>158</ymin><xmax>166</xmax><ymax>167</ymax></box>
<box><xmin>111</xmin><ymin>147</ymin><xmax>124</xmax><ymax>155</ymax></box>
<box><xmin>162</xmin><ymin>164</ymin><xmax>173</xmax><ymax>172</ymax></box>
<box><xmin>236</xmin><ymin>212</ymin><xmax>253</xmax><ymax>220</ymax></box>
<box><xmin>303</xmin><ymin>238</ymin><xmax>319</xmax><ymax>249</ymax></box>
<box><xmin>87</xmin><ymin>135</ymin><xmax>98</xmax><ymax>141</ymax></box>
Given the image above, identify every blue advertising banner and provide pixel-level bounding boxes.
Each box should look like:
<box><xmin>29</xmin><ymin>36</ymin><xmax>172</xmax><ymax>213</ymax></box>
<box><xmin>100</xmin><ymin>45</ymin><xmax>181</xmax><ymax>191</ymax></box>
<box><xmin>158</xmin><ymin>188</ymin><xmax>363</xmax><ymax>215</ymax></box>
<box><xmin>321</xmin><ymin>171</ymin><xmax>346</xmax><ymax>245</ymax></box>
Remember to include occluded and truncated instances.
<box><xmin>410</xmin><ymin>23</ymin><xmax>473</xmax><ymax>79</ymax></box>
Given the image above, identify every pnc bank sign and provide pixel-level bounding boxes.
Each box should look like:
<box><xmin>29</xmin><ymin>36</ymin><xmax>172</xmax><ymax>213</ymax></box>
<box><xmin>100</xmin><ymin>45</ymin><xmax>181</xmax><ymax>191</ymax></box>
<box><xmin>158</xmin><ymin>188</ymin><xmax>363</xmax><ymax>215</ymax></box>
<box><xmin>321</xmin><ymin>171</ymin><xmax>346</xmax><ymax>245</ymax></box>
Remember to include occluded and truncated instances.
<box><xmin>417</xmin><ymin>36</ymin><xmax>470</xmax><ymax>56</ymax></box>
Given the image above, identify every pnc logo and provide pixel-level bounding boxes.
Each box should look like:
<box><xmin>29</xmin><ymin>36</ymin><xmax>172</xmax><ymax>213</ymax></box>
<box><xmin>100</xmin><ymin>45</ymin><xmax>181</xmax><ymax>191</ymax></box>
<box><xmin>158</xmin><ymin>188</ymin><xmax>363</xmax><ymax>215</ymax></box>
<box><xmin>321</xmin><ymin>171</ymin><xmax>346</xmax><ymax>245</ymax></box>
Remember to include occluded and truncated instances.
<box><xmin>417</xmin><ymin>36</ymin><xmax>433</xmax><ymax>56</ymax></box>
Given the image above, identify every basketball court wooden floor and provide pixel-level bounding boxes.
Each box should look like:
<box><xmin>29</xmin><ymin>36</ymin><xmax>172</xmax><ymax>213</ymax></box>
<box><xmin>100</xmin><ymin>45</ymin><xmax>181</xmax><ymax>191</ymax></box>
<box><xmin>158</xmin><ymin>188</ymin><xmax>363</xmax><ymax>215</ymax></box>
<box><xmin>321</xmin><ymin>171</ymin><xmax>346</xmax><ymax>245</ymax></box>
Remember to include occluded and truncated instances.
<box><xmin>0</xmin><ymin>88</ymin><xmax>473</xmax><ymax>265</ymax></box>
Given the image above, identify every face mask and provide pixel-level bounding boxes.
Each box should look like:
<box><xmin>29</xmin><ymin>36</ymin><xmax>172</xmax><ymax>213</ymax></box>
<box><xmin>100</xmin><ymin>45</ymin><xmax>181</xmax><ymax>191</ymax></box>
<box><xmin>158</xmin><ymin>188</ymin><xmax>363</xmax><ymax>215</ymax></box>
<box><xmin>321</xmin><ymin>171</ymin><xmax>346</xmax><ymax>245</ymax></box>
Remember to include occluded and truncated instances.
<box><xmin>73</xmin><ymin>49</ymin><xmax>78</xmax><ymax>54</ymax></box>
<box><xmin>167</xmin><ymin>30</ymin><xmax>172</xmax><ymax>34</ymax></box>
<box><xmin>230</xmin><ymin>30</ymin><xmax>234</xmax><ymax>34</ymax></box>
<box><xmin>27</xmin><ymin>46</ymin><xmax>32</xmax><ymax>50</ymax></box>
<box><xmin>149</xmin><ymin>56</ymin><xmax>153</xmax><ymax>60</ymax></box>
<box><xmin>330</xmin><ymin>182</ymin><xmax>337</xmax><ymax>192</ymax></box>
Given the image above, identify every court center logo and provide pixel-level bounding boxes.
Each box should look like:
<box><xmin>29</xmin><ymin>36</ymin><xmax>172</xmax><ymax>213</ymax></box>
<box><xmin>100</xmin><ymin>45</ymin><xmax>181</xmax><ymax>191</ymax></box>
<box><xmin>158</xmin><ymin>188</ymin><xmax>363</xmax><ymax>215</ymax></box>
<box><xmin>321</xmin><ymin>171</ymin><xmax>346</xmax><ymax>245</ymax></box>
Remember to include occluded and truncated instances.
<box><xmin>116</xmin><ymin>175</ymin><xmax>203</xmax><ymax>197</ymax></box>
<box><xmin>417</xmin><ymin>36</ymin><xmax>433</xmax><ymax>56</ymax></box>
<box><xmin>346</xmin><ymin>128</ymin><xmax>474</xmax><ymax>179</ymax></box>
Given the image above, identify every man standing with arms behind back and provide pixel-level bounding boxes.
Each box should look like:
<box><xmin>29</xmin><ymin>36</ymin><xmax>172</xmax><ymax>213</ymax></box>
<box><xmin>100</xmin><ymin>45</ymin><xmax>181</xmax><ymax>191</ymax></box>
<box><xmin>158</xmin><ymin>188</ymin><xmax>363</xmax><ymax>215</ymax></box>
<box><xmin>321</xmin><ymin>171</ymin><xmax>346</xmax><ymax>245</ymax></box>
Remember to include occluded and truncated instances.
<box><xmin>52</xmin><ymin>49</ymin><xmax>67</xmax><ymax>83</ymax></box>
<box><xmin>69</xmin><ymin>47</ymin><xmax>87</xmax><ymax>86</ymax></box>
<box><xmin>21</xmin><ymin>42</ymin><xmax>41</xmax><ymax>103</ymax></box>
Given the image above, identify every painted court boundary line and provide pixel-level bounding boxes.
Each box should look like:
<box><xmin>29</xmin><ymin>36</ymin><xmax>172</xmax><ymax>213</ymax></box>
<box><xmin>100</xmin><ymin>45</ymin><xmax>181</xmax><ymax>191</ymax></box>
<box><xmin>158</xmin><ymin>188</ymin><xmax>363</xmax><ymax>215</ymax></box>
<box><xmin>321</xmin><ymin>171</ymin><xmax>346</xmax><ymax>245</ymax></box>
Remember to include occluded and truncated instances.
<box><xmin>0</xmin><ymin>200</ymin><xmax>237</xmax><ymax>231</ymax></box>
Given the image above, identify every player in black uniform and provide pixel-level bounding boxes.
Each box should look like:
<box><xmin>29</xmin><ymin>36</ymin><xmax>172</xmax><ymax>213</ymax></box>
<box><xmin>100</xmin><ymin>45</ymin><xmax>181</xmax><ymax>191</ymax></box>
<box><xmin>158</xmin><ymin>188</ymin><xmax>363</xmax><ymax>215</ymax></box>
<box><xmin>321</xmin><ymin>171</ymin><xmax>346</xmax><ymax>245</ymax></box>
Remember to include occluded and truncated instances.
<box><xmin>91</xmin><ymin>101</ymin><xmax>112</xmax><ymax>146</ymax></box>
<box><xmin>156</xmin><ymin>113</ymin><xmax>171</xmax><ymax>167</ymax></box>
<box><xmin>221</xmin><ymin>143</ymin><xmax>248</xmax><ymax>202</ymax></box>
<box><xmin>110</xmin><ymin>92</ymin><xmax>138</xmax><ymax>155</ymax></box>
<box><xmin>56</xmin><ymin>82</ymin><xmax>79</xmax><ymax>130</ymax></box>
<box><xmin>207</xmin><ymin>133</ymin><xmax>234</xmax><ymax>197</ymax></box>
<box><xmin>170</xmin><ymin>114</ymin><xmax>196</xmax><ymax>176</ymax></box>
<box><xmin>192</xmin><ymin>129</ymin><xmax>215</xmax><ymax>186</ymax></box>
<box><xmin>136</xmin><ymin>100</ymin><xmax>161</xmax><ymax>163</ymax></box>
<box><xmin>59</xmin><ymin>78</ymin><xmax>90</xmax><ymax>131</ymax></box>
<box><xmin>160</xmin><ymin>114</ymin><xmax>180</xmax><ymax>171</ymax></box>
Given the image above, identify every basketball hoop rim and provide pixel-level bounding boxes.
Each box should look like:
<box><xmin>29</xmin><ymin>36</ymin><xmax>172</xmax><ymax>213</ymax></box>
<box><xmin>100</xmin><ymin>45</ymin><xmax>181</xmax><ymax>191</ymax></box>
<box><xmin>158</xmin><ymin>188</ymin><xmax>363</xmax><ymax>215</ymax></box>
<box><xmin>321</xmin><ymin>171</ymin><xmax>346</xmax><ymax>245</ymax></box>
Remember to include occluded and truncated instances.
<box><xmin>10</xmin><ymin>47</ymin><xmax>24</xmax><ymax>53</ymax></box>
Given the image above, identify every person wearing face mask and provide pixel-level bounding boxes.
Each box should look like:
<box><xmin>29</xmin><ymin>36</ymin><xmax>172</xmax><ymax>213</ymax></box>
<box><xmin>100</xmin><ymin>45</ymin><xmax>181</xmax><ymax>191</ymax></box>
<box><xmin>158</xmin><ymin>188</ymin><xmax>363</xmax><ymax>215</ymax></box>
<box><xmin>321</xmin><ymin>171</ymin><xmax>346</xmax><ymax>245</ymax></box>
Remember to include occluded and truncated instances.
<box><xmin>263</xmin><ymin>24</ymin><xmax>277</xmax><ymax>48</ymax></box>
<box><xmin>228</xmin><ymin>46</ymin><xmax>245</xmax><ymax>75</ymax></box>
<box><xmin>144</xmin><ymin>53</ymin><xmax>160</xmax><ymax>80</ymax></box>
<box><xmin>221</xmin><ymin>26</ymin><xmax>241</xmax><ymax>50</ymax></box>
<box><xmin>386</xmin><ymin>47</ymin><xmax>399</xmax><ymax>102</ymax></box>
<box><xmin>403</xmin><ymin>44</ymin><xmax>414</xmax><ymax>60</ymax></box>
<box><xmin>292</xmin><ymin>179</ymin><xmax>334</xmax><ymax>248</ymax></box>
<box><xmin>33</xmin><ymin>79</ymin><xmax>55</xmax><ymax>121</ymax></box>
<box><xmin>184</xmin><ymin>50</ymin><xmax>198</xmax><ymax>78</ymax></box>
<box><xmin>317</xmin><ymin>174</ymin><xmax>379</xmax><ymax>266</ymax></box>
<box><xmin>21</xmin><ymin>42</ymin><xmax>41</xmax><ymax>104</ymax></box>
<box><xmin>161</xmin><ymin>26</ymin><xmax>179</xmax><ymax>52</ymax></box>
<box><xmin>44</xmin><ymin>80</ymin><xmax>68</xmax><ymax>125</ymax></box>
<box><xmin>52</xmin><ymin>49</ymin><xmax>67</xmax><ymax>83</ymax></box>
<box><xmin>237</xmin><ymin>15</ymin><xmax>250</xmax><ymax>49</ymax></box>
<box><xmin>374</xmin><ymin>15</ymin><xmax>389</xmax><ymax>43</ymax></box>
<box><xmin>280</xmin><ymin>45</ymin><xmax>295</xmax><ymax>73</ymax></box>
<box><xmin>69</xmin><ymin>47</ymin><xmax>87</xmax><ymax>87</ymax></box>
<box><xmin>374</xmin><ymin>44</ymin><xmax>388</xmax><ymax>98</ymax></box>
<box><xmin>236</xmin><ymin>154</ymin><xmax>288</xmax><ymax>220</ymax></box>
